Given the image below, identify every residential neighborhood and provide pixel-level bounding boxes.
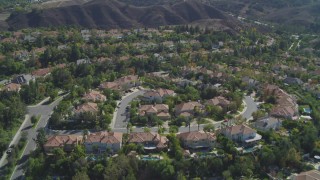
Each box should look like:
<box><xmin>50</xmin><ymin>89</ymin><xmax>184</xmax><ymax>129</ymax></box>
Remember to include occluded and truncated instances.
<box><xmin>0</xmin><ymin>16</ymin><xmax>319</xmax><ymax>180</ymax></box>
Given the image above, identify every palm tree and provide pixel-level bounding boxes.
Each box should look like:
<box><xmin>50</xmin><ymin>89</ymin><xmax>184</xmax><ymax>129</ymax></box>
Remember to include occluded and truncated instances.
<box><xmin>196</xmin><ymin>117</ymin><xmax>205</xmax><ymax>131</ymax></box>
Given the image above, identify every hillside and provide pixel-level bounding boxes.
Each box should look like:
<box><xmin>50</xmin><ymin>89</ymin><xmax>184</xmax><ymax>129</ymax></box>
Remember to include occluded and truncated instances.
<box><xmin>205</xmin><ymin>0</ymin><xmax>320</xmax><ymax>32</ymax></box>
<box><xmin>6</xmin><ymin>0</ymin><xmax>244</xmax><ymax>31</ymax></box>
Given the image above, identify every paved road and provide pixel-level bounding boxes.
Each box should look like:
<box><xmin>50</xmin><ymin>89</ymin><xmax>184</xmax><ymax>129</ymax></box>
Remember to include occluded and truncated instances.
<box><xmin>241</xmin><ymin>96</ymin><xmax>258</xmax><ymax>120</ymax></box>
<box><xmin>112</xmin><ymin>89</ymin><xmax>145</xmax><ymax>129</ymax></box>
<box><xmin>9</xmin><ymin>95</ymin><xmax>66</xmax><ymax>180</ymax></box>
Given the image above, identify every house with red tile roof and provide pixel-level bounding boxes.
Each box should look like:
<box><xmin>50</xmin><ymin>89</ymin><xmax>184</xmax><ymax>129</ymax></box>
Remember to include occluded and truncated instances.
<box><xmin>82</xmin><ymin>90</ymin><xmax>107</xmax><ymax>102</ymax></box>
<box><xmin>138</xmin><ymin>104</ymin><xmax>170</xmax><ymax>120</ymax></box>
<box><xmin>84</xmin><ymin>131</ymin><xmax>123</xmax><ymax>153</ymax></box>
<box><xmin>44</xmin><ymin>135</ymin><xmax>83</xmax><ymax>153</ymax></box>
<box><xmin>99</xmin><ymin>75</ymin><xmax>139</xmax><ymax>92</ymax></box>
<box><xmin>3</xmin><ymin>83</ymin><xmax>21</xmax><ymax>92</ymax></box>
<box><xmin>177</xmin><ymin>131</ymin><xmax>216</xmax><ymax>150</ymax></box>
<box><xmin>220</xmin><ymin>124</ymin><xmax>261</xmax><ymax>145</ymax></box>
<box><xmin>175</xmin><ymin>101</ymin><xmax>203</xmax><ymax>117</ymax></box>
<box><xmin>31</xmin><ymin>68</ymin><xmax>52</xmax><ymax>78</ymax></box>
<box><xmin>143</xmin><ymin>88</ymin><xmax>176</xmax><ymax>103</ymax></box>
<box><xmin>127</xmin><ymin>132</ymin><xmax>168</xmax><ymax>151</ymax></box>
<box><xmin>263</xmin><ymin>84</ymin><xmax>299</xmax><ymax>120</ymax></box>
<box><xmin>291</xmin><ymin>170</ymin><xmax>320</xmax><ymax>180</ymax></box>
<box><xmin>74</xmin><ymin>102</ymin><xmax>99</xmax><ymax>115</ymax></box>
<box><xmin>206</xmin><ymin>96</ymin><xmax>230</xmax><ymax>109</ymax></box>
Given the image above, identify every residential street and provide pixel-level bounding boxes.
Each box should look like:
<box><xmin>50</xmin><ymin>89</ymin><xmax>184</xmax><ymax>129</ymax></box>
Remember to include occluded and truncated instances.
<box><xmin>242</xmin><ymin>96</ymin><xmax>258</xmax><ymax>120</ymax></box>
<box><xmin>1</xmin><ymin>90</ymin><xmax>257</xmax><ymax>179</ymax></box>
<box><xmin>112</xmin><ymin>89</ymin><xmax>145</xmax><ymax>129</ymax></box>
<box><xmin>8</xmin><ymin>95</ymin><xmax>65</xmax><ymax>180</ymax></box>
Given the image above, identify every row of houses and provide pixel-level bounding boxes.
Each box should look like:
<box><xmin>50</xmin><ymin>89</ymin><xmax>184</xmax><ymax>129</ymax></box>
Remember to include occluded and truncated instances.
<box><xmin>44</xmin><ymin>124</ymin><xmax>261</xmax><ymax>154</ymax></box>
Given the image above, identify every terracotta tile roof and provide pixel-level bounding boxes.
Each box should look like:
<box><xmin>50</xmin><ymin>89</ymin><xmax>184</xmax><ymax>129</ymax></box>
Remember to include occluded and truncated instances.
<box><xmin>144</xmin><ymin>88</ymin><xmax>175</xmax><ymax>98</ymax></box>
<box><xmin>44</xmin><ymin>135</ymin><xmax>82</xmax><ymax>148</ymax></box>
<box><xmin>206</xmin><ymin>96</ymin><xmax>230</xmax><ymax>107</ymax></box>
<box><xmin>31</xmin><ymin>68</ymin><xmax>52</xmax><ymax>77</ymax></box>
<box><xmin>85</xmin><ymin>131</ymin><xmax>123</xmax><ymax>144</ymax></box>
<box><xmin>75</xmin><ymin>102</ymin><xmax>99</xmax><ymax>114</ymax></box>
<box><xmin>293</xmin><ymin>170</ymin><xmax>320</xmax><ymax>180</ymax></box>
<box><xmin>82</xmin><ymin>90</ymin><xmax>106</xmax><ymax>102</ymax></box>
<box><xmin>3</xmin><ymin>83</ymin><xmax>21</xmax><ymax>91</ymax></box>
<box><xmin>177</xmin><ymin>131</ymin><xmax>216</xmax><ymax>141</ymax></box>
<box><xmin>138</xmin><ymin>104</ymin><xmax>170</xmax><ymax>117</ymax></box>
<box><xmin>271</xmin><ymin>106</ymin><xmax>296</xmax><ymax>118</ymax></box>
<box><xmin>175</xmin><ymin>101</ymin><xmax>203</xmax><ymax>114</ymax></box>
<box><xmin>128</xmin><ymin>132</ymin><xmax>168</xmax><ymax>145</ymax></box>
<box><xmin>99</xmin><ymin>75</ymin><xmax>138</xmax><ymax>90</ymax></box>
<box><xmin>223</xmin><ymin>124</ymin><xmax>256</xmax><ymax>136</ymax></box>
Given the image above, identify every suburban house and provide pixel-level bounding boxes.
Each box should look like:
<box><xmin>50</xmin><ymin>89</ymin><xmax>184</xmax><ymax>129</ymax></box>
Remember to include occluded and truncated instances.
<box><xmin>270</xmin><ymin>106</ymin><xmax>297</xmax><ymax>120</ymax></box>
<box><xmin>263</xmin><ymin>84</ymin><xmax>299</xmax><ymax>120</ymax></box>
<box><xmin>3</xmin><ymin>83</ymin><xmax>21</xmax><ymax>92</ymax></box>
<box><xmin>254</xmin><ymin>116</ymin><xmax>282</xmax><ymax>131</ymax></box>
<box><xmin>74</xmin><ymin>102</ymin><xmax>99</xmax><ymax>115</ymax></box>
<box><xmin>84</xmin><ymin>131</ymin><xmax>123</xmax><ymax>154</ymax></box>
<box><xmin>143</xmin><ymin>88</ymin><xmax>176</xmax><ymax>102</ymax></box>
<box><xmin>31</xmin><ymin>68</ymin><xmax>52</xmax><ymax>78</ymax></box>
<box><xmin>177</xmin><ymin>131</ymin><xmax>216</xmax><ymax>150</ymax></box>
<box><xmin>127</xmin><ymin>132</ymin><xmax>168</xmax><ymax>151</ymax></box>
<box><xmin>44</xmin><ymin>135</ymin><xmax>83</xmax><ymax>153</ymax></box>
<box><xmin>206</xmin><ymin>96</ymin><xmax>230</xmax><ymax>109</ymax></box>
<box><xmin>82</xmin><ymin>90</ymin><xmax>107</xmax><ymax>102</ymax></box>
<box><xmin>99</xmin><ymin>75</ymin><xmax>139</xmax><ymax>92</ymax></box>
<box><xmin>241</xmin><ymin>76</ymin><xmax>259</xmax><ymax>89</ymax></box>
<box><xmin>220</xmin><ymin>124</ymin><xmax>262</xmax><ymax>145</ymax></box>
<box><xmin>175</xmin><ymin>101</ymin><xmax>203</xmax><ymax>117</ymax></box>
<box><xmin>12</xmin><ymin>74</ymin><xmax>34</xmax><ymax>85</ymax></box>
<box><xmin>291</xmin><ymin>170</ymin><xmax>320</xmax><ymax>180</ymax></box>
<box><xmin>138</xmin><ymin>104</ymin><xmax>171</xmax><ymax>120</ymax></box>
<box><xmin>12</xmin><ymin>50</ymin><xmax>29</xmax><ymax>61</ymax></box>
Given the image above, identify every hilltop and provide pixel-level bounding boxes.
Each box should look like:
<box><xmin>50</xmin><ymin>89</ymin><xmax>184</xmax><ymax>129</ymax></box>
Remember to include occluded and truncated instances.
<box><xmin>6</xmin><ymin>0</ymin><xmax>245</xmax><ymax>32</ymax></box>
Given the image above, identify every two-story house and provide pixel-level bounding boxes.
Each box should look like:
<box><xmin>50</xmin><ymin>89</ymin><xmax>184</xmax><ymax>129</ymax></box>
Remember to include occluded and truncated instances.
<box><xmin>127</xmin><ymin>132</ymin><xmax>168</xmax><ymax>151</ymax></box>
<box><xmin>177</xmin><ymin>131</ymin><xmax>216</xmax><ymax>150</ymax></box>
<box><xmin>44</xmin><ymin>135</ymin><xmax>83</xmax><ymax>153</ymax></box>
<box><xmin>84</xmin><ymin>131</ymin><xmax>123</xmax><ymax>154</ymax></box>
<box><xmin>82</xmin><ymin>90</ymin><xmax>107</xmax><ymax>102</ymax></box>
<box><xmin>175</xmin><ymin>101</ymin><xmax>203</xmax><ymax>117</ymax></box>
<box><xmin>138</xmin><ymin>104</ymin><xmax>171</xmax><ymax>120</ymax></box>
<box><xmin>254</xmin><ymin>116</ymin><xmax>282</xmax><ymax>131</ymax></box>
<box><xmin>206</xmin><ymin>96</ymin><xmax>230</xmax><ymax>109</ymax></box>
<box><xmin>142</xmin><ymin>88</ymin><xmax>176</xmax><ymax>103</ymax></box>
<box><xmin>220</xmin><ymin>124</ymin><xmax>261</xmax><ymax>145</ymax></box>
<box><xmin>99</xmin><ymin>75</ymin><xmax>139</xmax><ymax>92</ymax></box>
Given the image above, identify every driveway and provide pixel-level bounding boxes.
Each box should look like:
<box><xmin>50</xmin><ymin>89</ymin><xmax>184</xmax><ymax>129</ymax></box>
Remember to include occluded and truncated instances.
<box><xmin>112</xmin><ymin>89</ymin><xmax>145</xmax><ymax>129</ymax></box>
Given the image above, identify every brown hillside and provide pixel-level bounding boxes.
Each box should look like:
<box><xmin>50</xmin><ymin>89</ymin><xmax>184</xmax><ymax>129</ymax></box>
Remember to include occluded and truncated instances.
<box><xmin>7</xmin><ymin>0</ymin><xmax>244</xmax><ymax>31</ymax></box>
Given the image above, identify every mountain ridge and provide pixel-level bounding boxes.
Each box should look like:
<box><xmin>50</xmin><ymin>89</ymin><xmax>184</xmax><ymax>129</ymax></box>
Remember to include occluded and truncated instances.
<box><xmin>6</xmin><ymin>0</ymin><xmax>245</xmax><ymax>32</ymax></box>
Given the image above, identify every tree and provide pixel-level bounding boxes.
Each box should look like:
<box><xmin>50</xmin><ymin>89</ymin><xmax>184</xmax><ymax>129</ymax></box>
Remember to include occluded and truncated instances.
<box><xmin>127</xmin><ymin>122</ymin><xmax>132</xmax><ymax>134</ymax></box>
<box><xmin>31</xmin><ymin>115</ymin><xmax>38</xmax><ymax>126</ymax></box>
<box><xmin>34</xmin><ymin>128</ymin><xmax>47</xmax><ymax>154</ymax></box>
<box><xmin>203</xmin><ymin>124</ymin><xmax>215</xmax><ymax>132</ymax></box>
<box><xmin>72</xmin><ymin>171</ymin><xmax>90</xmax><ymax>180</ymax></box>
<box><xmin>143</xmin><ymin>127</ymin><xmax>151</xmax><ymax>133</ymax></box>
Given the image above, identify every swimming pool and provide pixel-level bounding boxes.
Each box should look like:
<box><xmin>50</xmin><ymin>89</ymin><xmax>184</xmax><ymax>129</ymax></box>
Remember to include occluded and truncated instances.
<box><xmin>140</xmin><ymin>156</ymin><xmax>160</xmax><ymax>161</ymax></box>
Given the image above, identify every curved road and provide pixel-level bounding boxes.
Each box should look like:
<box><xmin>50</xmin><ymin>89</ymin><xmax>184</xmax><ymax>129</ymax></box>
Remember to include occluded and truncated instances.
<box><xmin>242</xmin><ymin>96</ymin><xmax>258</xmax><ymax>121</ymax></box>
<box><xmin>7</xmin><ymin>94</ymin><xmax>67</xmax><ymax>180</ymax></box>
<box><xmin>2</xmin><ymin>91</ymin><xmax>258</xmax><ymax>179</ymax></box>
<box><xmin>112</xmin><ymin>92</ymin><xmax>258</xmax><ymax>133</ymax></box>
